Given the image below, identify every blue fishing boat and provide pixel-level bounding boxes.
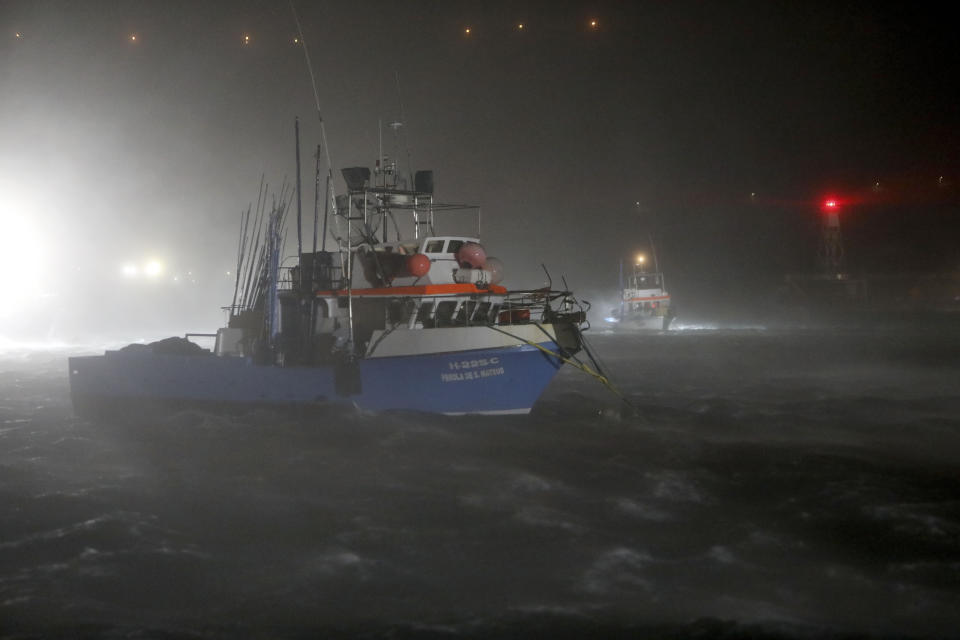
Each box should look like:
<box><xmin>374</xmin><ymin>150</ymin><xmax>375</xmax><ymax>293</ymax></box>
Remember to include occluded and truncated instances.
<box><xmin>69</xmin><ymin>137</ymin><xmax>590</xmax><ymax>416</ymax></box>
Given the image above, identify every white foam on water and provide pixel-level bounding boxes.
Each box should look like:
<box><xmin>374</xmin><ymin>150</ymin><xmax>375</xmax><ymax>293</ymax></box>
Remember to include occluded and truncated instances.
<box><xmin>612</xmin><ymin>498</ymin><xmax>672</xmax><ymax>522</ymax></box>
<box><xmin>513</xmin><ymin>506</ymin><xmax>585</xmax><ymax>533</ymax></box>
<box><xmin>647</xmin><ymin>471</ymin><xmax>706</xmax><ymax>504</ymax></box>
<box><xmin>582</xmin><ymin>547</ymin><xmax>655</xmax><ymax>595</ymax></box>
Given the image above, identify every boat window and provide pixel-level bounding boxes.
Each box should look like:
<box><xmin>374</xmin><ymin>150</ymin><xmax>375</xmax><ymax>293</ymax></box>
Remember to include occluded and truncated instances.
<box><xmin>388</xmin><ymin>298</ymin><xmax>413</xmax><ymax>325</ymax></box>
<box><xmin>456</xmin><ymin>300</ymin><xmax>476</xmax><ymax>325</ymax></box>
<box><xmin>472</xmin><ymin>301</ymin><xmax>491</xmax><ymax>324</ymax></box>
<box><xmin>416</xmin><ymin>300</ymin><xmax>436</xmax><ymax>326</ymax></box>
<box><xmin>446</xmin><ymin>240</ymin><xmax>464</xmax><ymax>255</ymax></box>
<box><xmin>424</xmin><ymin>240</ymin><xmax>444</xmax><ymax>253</ymax></box>
<box><xmin>435</xmin><ymin>301</ymin><xmax>457</xmax><ymax>326</ymax></box>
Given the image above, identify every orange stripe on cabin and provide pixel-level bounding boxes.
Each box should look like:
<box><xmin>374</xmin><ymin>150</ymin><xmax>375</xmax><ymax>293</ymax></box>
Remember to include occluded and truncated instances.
<box><xmin>315</xmin><ymin>283</ymin><xmax>508</xmax><ymax>297</ymax></box>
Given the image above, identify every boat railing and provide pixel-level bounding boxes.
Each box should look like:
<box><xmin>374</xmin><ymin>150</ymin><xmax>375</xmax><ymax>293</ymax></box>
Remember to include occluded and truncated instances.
<box><xmin>333</xmin><ymin>287</ymin><xmax>584</xmax><ymax>330</ymax></box>
<box><xmin>364</xmin><ymin>288</ymin><xmax>586</xmax><ymax>331</ymax></box>
<box><xmin>498</xmin><ymin>289</ymin><xmax>588</xmax><ymax>326</ymax></box>
<box><xmin>278</xmin><ymin>263</ymin><xmax>346</xmax><ymax>293</ymax></box>
<box><xmin>340</xmin><ymin>185</ymin><xmax>481</xmax><ymax>242</ymax></box>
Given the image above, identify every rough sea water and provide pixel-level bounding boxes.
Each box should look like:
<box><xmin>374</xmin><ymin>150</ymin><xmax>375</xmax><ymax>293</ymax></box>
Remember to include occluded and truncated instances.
<box><xmin>1</xmin><ymin>322</ymin><xmax>959</xmax><ymax>639</ymax></box>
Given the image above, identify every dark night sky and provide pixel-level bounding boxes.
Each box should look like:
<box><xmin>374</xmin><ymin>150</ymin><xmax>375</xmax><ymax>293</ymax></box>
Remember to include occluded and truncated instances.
<box><xmin>1</xmin><ymin>1</ymin><xmax>958</xmax><ymax>335</ymax></box>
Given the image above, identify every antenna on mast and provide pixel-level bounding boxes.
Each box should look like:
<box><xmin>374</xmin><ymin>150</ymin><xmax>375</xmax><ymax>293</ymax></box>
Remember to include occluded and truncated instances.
<box><xmin>290</xmin><ymin>1</ymin><xmax>338</xmax><ymax>245</ymax></box>
<box><xmin>387</xmin><ymin>119</ymin><xmax>403</xmax><ymax>188</ymax></box>
<box><xmin>394</xmin><ymin>71</ymin><xmax>414</xmax><ymax>186</ymax></box>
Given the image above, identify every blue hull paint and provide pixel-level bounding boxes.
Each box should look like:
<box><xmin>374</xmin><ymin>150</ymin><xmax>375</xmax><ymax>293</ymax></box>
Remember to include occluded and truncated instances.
<box><xmin>69</xmin><ymin>342</ymin><xmax>564</xmax><ymax>415</ymax></box>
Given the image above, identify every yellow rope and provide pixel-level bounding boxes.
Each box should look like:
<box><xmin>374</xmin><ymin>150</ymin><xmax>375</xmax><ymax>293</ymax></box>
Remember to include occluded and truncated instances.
<box><xmin>488</xmin><ymin>325</ymin><xmax>634</xmax><ymax>408</ymax></box>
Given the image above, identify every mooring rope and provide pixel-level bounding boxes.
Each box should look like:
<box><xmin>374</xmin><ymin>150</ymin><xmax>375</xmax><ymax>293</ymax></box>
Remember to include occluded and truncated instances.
<box><xmin>486</xmin><ymin>324</ymin><xmax>637</xmax><ymax>412</ymax></box>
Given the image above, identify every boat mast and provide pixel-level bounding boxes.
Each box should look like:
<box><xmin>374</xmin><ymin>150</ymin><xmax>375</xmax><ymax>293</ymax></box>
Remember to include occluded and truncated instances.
<box><xmin>321</xmin><ymin>163</ymin><xmax>330</xmax><ymax>252</ymax></box>
<box><xmin>618</xmin><ymin>258</ymin><xmax>624</xmax><ymax>320</ymax></box>
<box><xmin>291</xmin><ymin>1</ymin><xmax>352</xmax><ymax>351</ymax></box>
<box><xmin>313</xmin><ymin>144</ymin><xmax>320</xmax><ymax>254</ymax></box>
<box><xmin>290</xmin><ymin>1</ymin><xmax>338</xmax><ymax>254</ymax></box>
<box><xmin>635</xmin><ymin>201</ymin><xmax>661</xmax><ymax>274</ymax></box>
<box><xmin>652</xmin><ymin>230</ymin><xmax>666</xmax><ymax>292</ymax></box>
<box><xmin>634</xmin><ymin>200</ymin><xmax>665</xmax><ymax>291</ymax></box>
<box><xmin>266</xmin><ymin>196</ymin><xmax>285</xmax><ymax>347</ymax></box>
<box><xmin>295</xmin><ymin>117</ymin><xmax>304</xmax><ymax>289</ymax></box>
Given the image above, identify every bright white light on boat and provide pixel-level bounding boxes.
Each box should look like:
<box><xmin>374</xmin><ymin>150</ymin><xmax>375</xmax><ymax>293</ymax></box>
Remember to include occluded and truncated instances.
<box><xmin>121</xmin><ymin>263</ymin><xmax>139</xmax><ymax>278</ymax></box>
<box><xmin>604</xmin><ymin>316</ymin><xmax>620</xmax><ymax>323</ymax></box>
<box><xmin>635</xmin><ymin>254</ymin><xmax>645</xmax><ymax>266</ymax></box>
<box><xmin>144</xmin><ymin>260</ymin><xmax>164</xmax><ymax>278</ymax></box>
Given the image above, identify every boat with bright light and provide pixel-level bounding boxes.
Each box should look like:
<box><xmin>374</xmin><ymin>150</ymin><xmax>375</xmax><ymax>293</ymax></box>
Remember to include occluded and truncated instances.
<box><xmin>604</xmin><ymin>251</ymin><xmax>674</xmax><ymax>331</ymax></box>
<box><xmin>69</xmin><ymin>148</ymin><xmax>589</xmax><ymax>416</ymax></box>
<box><xmin>613</xmin><ymin>262</ymin><xmax>673</xmax><ymax>330</ymax></box>
<box><xmin>602</xmin><ymin>203</ymin><xmax>674</xmax><ymax>331</ymax></box>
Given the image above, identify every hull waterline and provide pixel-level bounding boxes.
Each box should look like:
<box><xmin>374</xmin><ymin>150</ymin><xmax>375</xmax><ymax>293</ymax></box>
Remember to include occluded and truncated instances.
<box><xmin>69</xmin><ymin>341</ymin><xmax>565</xmax><ymax>417</ymax></box>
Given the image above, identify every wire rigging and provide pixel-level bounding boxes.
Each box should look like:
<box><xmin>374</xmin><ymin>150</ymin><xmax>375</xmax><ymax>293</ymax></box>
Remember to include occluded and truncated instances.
<box><xmin>289</xmin><ymin>0</ymin><xmax>340</xmax><ymax>251</ymax></box>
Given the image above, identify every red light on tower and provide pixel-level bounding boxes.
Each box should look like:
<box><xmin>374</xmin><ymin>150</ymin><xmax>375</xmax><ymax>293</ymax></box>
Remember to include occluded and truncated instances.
<box><xmin>820</xmin><ymin>196</ymin><xmax>841</xmax><ymax>232</ymax></box>
<box><xmin>820</xmin><ymin>197</ymin><xmax>842</xmax><ymax>215</ymax></box>
<box><xmin>818</xmin><ymin>196</ymin><xmax>844</xmax><ymax>273</ymax></box>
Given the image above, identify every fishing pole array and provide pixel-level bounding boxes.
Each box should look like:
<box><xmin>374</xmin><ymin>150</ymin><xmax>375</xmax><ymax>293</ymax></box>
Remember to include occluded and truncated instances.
<box><xmin>229</xmin><ymin>180</ymin><xmax>294</xmax><ymax>314</ymax></box>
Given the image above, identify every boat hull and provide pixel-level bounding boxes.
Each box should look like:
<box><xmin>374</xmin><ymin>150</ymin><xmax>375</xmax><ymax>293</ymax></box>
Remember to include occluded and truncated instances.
<box><xmin>68</xmin><ymin>340</ymin><xmax>565</xmax><ymax>417</ymax></box>
<box><xmin>608</xmin><ymin>314</ymin><xmax>670</xmax><ymax>331</ymax></box>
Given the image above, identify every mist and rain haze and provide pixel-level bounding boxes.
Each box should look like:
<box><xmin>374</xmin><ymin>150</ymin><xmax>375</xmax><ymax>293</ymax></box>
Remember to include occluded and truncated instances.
<box><xmin>1</xmin><ymin>1</ymin><xmax>959</xmax><ymax>638</ymax></box>
<box><xmin>3</xmin><ymin>1</ymin><xmax>957</xmax><ymax>340</ymax></box>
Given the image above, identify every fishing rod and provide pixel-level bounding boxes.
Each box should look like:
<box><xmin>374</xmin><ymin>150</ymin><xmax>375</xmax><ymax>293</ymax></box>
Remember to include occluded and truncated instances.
<box><xmin>230</xmin><ymin>203</ymin><xmax>251</xmax><ymax>310</ymax></box>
